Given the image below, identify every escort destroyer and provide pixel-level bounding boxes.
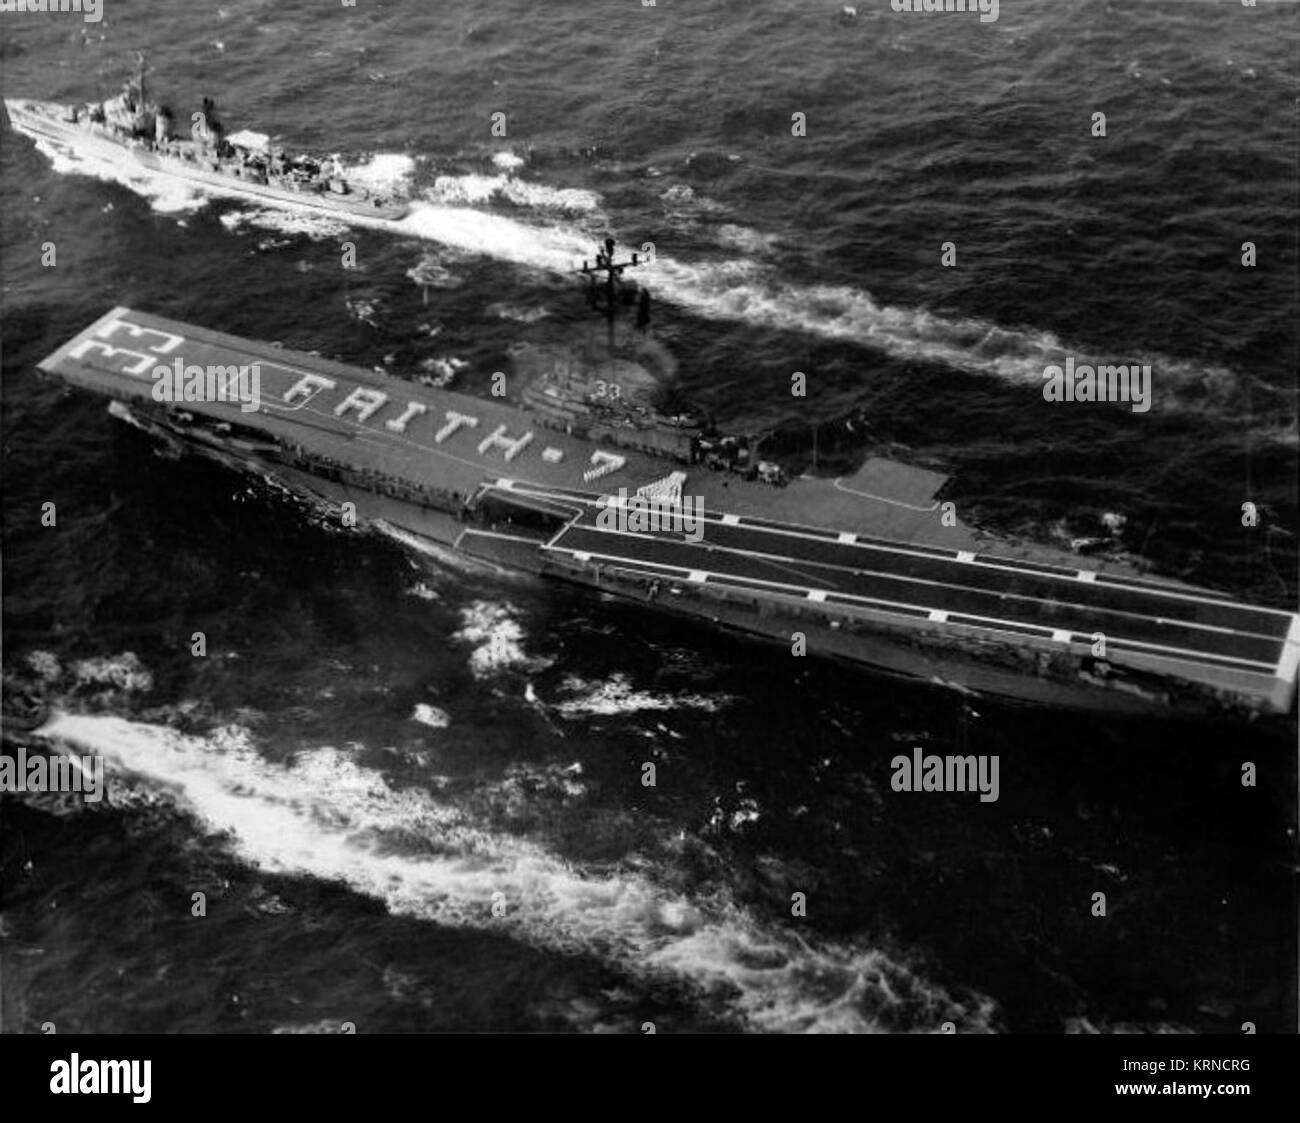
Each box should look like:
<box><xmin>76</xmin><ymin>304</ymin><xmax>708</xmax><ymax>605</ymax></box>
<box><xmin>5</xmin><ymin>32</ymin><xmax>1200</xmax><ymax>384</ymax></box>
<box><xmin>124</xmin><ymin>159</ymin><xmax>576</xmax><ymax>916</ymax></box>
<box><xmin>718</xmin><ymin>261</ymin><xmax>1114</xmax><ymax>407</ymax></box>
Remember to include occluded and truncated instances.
<box><xmin>33</xmin><ymin>243</ymin><xmax>1300</xmax><ymax>718</ymax></box>
<box><xmin>5</xmin><ymin>54</ymin><xmax>408</xmax><ymax>220</ymax></box>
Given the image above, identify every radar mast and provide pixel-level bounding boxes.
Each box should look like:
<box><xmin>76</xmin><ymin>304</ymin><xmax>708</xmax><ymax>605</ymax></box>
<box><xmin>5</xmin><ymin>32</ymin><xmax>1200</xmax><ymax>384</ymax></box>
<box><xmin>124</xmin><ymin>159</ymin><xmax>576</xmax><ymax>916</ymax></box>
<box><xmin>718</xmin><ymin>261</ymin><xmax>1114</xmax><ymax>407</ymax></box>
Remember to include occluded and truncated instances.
<box><xmin>579</xmin><ymin>236</ymin><xmax>651</xmax><ymax>354</ymax></box>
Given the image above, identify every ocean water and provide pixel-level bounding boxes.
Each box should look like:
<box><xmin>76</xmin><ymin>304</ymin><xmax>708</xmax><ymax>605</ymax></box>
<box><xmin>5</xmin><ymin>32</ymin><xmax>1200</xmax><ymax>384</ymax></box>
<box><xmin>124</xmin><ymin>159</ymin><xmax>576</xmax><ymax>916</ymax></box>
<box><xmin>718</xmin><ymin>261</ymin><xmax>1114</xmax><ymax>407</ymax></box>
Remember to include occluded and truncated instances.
<box><xmin>1</xmin><ymin>0</ymin><xmax>1296</xmax><ymax>1034</ymax></box>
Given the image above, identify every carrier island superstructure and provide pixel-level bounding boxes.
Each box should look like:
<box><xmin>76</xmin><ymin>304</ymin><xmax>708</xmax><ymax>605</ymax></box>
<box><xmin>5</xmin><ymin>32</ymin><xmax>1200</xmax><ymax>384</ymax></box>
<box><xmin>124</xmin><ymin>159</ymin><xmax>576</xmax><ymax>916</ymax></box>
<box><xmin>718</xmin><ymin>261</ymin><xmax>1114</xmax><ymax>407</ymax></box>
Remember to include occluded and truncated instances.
<box><xmin>36</xmin><ymin>265</ymin><xmax>1300</xmax><ymax>718</ymax></box>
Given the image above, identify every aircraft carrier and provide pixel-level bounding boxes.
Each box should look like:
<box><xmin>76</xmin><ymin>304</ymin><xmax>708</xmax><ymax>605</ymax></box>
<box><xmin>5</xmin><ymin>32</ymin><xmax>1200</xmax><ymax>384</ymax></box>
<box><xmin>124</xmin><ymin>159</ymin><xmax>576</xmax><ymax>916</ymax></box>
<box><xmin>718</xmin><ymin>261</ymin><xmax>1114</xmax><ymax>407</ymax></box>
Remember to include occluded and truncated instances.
<box><xmin>36</xmin><ymin>275</ymin><xmax>1299</xmax><ymax>718</ymax></box>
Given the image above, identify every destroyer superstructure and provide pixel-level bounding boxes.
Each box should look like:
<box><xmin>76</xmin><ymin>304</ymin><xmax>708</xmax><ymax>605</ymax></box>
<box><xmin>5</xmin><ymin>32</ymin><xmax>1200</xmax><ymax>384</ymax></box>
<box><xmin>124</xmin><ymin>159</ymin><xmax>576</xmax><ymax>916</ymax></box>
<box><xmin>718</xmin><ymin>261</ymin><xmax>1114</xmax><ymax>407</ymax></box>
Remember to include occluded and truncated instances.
<box><xmin>5</xmin><ymin>53</ymin><xmax>408</xmax><ymax>220</ymax></box>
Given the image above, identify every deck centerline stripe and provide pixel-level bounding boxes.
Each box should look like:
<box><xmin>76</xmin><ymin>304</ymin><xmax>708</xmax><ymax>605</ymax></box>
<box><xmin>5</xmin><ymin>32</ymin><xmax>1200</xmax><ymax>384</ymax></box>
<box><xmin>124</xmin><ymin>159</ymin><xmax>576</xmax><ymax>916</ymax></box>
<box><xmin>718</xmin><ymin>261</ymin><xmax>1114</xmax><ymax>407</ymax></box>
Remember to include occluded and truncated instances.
<box><xmin>543</xmin><ymin>543</ymin><xmax>1280</xmax><ymax>673</ymax></box>
<box><xmin>555</xmin><ymin>522</ymin><xmax>1285</xmax><ymax>653</ymax></box>
<box><xmin>503</xmin><ymin>480</ymin><xmax>1291</xmax><ymax>622</ymax></box>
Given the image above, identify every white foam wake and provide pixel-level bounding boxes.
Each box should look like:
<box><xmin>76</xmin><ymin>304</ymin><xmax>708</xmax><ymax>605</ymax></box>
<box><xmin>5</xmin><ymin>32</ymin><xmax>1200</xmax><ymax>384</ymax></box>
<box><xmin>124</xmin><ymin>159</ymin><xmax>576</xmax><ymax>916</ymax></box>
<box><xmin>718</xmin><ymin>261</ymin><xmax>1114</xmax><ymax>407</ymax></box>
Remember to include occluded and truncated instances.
<box><xmin>337</xmin><ymin>151</ymin><xmax>417</xmax><ymax>198</ymax></box>
<box><xmin>552</xmin><ymin>672</ymin><xmax>727</xmax><ymax>717</ymax></box>
<box><xmin>427</xmin><ymin>171</ymin><xmax>600</xmax><ymax>214</ymax></box>
<box><xmin>24</xmin><ymin>127</ymin><xmax>1219</xmax><ymax>393</ymax></box>
<box><xmin>453</xmin><ymin>600</ymin><xmax>552</xmax><ymax>678</ymax></box>
<box><xmin>389</xmin><ymin>201</ymin><xmax>592</xmax><ymax>273</ymax></box>
<box><xmin>219</xmin><ymin>208</ymin><xmax>350</xmax><ymax>241</ymax></box>
<box><xmin>389</xmin><ymin>200</ymin><xmax>1231</xmax><ymax>392</ymax></box>
<box><xmin>35</xmin><ymin>712</ymin><xmax>989</xmax><ymax>1033</ymax></box>
<box><xmin>29</xmin><ymin>135</ymin><xmax>206</xmax><ymax>214</ymax></box>
<box><xmin>637</xmin><ymin>258</ymin><xmax>1235</xmax><ymax>391</ymax></box>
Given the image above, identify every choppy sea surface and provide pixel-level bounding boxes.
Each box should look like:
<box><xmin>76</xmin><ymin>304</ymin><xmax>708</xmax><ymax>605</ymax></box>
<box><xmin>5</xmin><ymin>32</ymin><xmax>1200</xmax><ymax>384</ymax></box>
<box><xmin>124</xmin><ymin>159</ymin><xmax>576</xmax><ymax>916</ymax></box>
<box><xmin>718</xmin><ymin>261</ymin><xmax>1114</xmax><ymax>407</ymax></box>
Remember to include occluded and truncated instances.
<box><xmin>1</xmin><ymin>0</ymin><xmax>1296</xmax><ymax>1033</ymax></box>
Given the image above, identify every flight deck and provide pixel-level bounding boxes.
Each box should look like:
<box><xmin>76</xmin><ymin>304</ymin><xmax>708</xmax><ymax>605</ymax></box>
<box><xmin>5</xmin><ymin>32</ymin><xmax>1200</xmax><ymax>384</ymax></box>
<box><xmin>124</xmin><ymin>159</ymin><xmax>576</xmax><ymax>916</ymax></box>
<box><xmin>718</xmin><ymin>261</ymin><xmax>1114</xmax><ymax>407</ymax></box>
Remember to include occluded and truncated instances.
<box><xmin>481</xmin><ymin>480</ymin><xmax>1300</xmax><ymax>712</ymax></box>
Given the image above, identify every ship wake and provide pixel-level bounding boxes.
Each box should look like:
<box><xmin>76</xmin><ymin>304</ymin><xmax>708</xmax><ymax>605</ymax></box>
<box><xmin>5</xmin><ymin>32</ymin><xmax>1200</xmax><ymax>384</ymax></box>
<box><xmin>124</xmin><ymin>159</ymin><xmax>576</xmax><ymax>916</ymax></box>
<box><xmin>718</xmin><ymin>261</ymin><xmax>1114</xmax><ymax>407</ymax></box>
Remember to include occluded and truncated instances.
<box><xmin>387</xmin><ymin>197</ymin><xmax>1236</xmax><ymax>400</ymax></box>
<box><xmin>28</xmin><ymin>134</ymin><xmax>206</xmax><ymax>214</ymax></box>
<box><xmin>20</xmin><ymin>123</ymin><xmax>1237</xmax><ymax>400</ymax></box>
<box><xmin>34</xmin><ymin>711</ymin><xmax>994</xmax><ymax>1034</ymax></box>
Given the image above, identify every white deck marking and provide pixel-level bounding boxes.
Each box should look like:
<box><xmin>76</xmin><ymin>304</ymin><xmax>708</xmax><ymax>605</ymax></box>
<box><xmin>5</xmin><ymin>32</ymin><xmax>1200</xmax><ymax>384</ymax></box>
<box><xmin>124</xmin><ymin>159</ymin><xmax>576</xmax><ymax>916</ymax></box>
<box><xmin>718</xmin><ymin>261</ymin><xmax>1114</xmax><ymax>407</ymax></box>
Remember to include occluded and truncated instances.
<box><xmin>831</xmin><ymin>475</ymin><xmax>940</xmax><ymax>512</ymax></box>
<box><xmin>541</xmin><ymin>542</ymin><xmax>1279</xmax><ymax>672</ymax></box>
<box><xmin>1276</xmin><ymin>614</ymin><xmax>1300</xmax><ymax>683</ymax></box>
<box><xmin>459</xmin><ymin>530</ymin><xmax>541</xmax><ymax>546</ymax></box>
<box><xmin>499</xmin><ymin>482</ymin><xmax>1293</xmax><ymax>622</ymax></box>
<box><xmin>555</xmin><ymin>521</ymin><xmax>1279</xmax><ymax>650</ymax></box>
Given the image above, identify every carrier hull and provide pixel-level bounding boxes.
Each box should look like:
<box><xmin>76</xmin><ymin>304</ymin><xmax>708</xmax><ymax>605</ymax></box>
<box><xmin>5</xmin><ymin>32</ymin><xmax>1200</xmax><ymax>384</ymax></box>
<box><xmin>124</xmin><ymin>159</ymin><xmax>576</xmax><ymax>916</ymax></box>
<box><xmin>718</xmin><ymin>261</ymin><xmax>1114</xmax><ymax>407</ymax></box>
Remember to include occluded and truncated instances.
<box><xmin>37</xmin><ymin>307</ymin><xmax>1300</xmax><ymax>718</ymax></box>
